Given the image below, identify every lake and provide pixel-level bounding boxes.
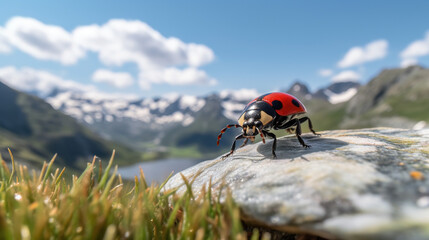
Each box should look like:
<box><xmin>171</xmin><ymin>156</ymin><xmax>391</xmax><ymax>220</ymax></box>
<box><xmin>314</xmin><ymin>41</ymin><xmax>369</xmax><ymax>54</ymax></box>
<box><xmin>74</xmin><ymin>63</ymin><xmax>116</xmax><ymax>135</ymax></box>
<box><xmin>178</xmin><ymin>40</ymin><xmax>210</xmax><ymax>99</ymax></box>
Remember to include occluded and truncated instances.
<box><xmin>117</xmin><ymin>158</ymin><xmax>203</xmax><ymax>184</ymax></box>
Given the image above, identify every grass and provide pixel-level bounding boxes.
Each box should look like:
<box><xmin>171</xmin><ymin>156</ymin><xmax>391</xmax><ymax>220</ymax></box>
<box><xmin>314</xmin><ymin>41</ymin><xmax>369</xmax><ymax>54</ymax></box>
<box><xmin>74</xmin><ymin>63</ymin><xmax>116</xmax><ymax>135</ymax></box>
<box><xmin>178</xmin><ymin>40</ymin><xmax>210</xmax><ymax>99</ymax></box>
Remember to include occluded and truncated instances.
<box><xmin>0</xmin><ymin>149</ymin><xmax>272</xmax><ymax>240</ymax></box>
<box><xmin>382</xmin><ymin>96</ymin><xmax>429</xmax><ymax>122</ymax></box>
<box><xmin>167</xmin><ymin>146</ymin><xmax>204</xmax><ymax>159</ymax></box>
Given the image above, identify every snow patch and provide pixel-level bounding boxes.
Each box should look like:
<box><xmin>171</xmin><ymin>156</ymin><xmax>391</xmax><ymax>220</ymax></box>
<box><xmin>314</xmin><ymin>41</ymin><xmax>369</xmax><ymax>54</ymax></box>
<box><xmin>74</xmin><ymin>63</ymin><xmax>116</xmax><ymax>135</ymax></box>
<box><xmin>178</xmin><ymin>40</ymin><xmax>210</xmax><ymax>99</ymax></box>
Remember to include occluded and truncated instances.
<box><xmin>293</xmin><ymin>85</ymin><xmax>301</xmax><ymax>92</ymax></box>
<box><xmin>84</xmin><ymin>115</ymin><xmax>94</xmax><ymax>124</ymax></box>
<box><xmin>65</xmin><ymin>107</ymin><xmax>83</xmax><ymax>119</ymax></box>
<box><xmin>222</xmin><ymin>101</ymin><xmax>246</xmax><ymax>120</ymax></box>
<box><xmin>182</xmin><ymin>116</ymin><xmax>194</xmax><ymax>126</ymax></box>
<box><xmin>325</xmin><ymin>88</ymin><xmax>358</xmax><ymax>104</ymax></box>
<box><xmin>156</xmin><ymin>112</ymin><xmax>185</xmax><ymax>125</ymax></box>
<box><xmin>105</xmin><ymin>115</ymin><xmax>114</xmax><ymax>122</ymax></box>
<box><xmin>82</xmin><ymin>103</ymin><xmax>102</xmax><ymax>113</ymax></box>
<box><xmin>180</xmin><ymin>95</ymin><xmax>205</xmax><ymax>112</ymax></box>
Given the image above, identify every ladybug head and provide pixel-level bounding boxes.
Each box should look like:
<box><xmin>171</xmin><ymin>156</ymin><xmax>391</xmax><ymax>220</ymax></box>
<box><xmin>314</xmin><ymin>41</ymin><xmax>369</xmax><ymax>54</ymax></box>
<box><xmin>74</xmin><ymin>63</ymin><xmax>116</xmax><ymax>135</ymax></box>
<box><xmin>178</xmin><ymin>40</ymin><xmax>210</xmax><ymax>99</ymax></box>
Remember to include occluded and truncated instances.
<box><xmin>238</xmin><ymin>101</ymin><xmax>276</xmax><ymax>136</ymax></box>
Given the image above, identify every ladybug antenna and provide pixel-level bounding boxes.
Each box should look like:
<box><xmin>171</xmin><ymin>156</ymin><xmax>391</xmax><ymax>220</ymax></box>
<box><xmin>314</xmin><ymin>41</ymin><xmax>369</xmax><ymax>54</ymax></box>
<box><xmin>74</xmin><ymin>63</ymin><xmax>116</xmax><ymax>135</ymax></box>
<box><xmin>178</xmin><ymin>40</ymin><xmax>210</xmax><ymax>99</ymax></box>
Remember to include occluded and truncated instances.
<box><xmin>258</xmin><ymin>127</ymin><xmax>266</xmax><ymax>144</ymax></box>
<box><xmin>217</xmin><ymin>124</ymin><xmax>242</xmax><ymax>146</ymax></box>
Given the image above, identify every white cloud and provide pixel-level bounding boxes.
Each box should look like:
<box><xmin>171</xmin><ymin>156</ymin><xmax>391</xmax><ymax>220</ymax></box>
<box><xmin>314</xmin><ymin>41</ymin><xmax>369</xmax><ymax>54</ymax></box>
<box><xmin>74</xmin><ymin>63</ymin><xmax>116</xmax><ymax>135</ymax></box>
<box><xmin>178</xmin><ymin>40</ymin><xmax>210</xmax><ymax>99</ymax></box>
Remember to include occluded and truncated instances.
<box><xmin>401</xmin><ymin>32</ymin><xmax>429</xmax><ymax>58</ymax></box>
<box><xmin>400</xmin><ymin>58</ymin><xmax>418</xmax><ymax>68</ymax></box>
<box><xmin>400</xmin><ymin>31</ymin><xmax>429</xmax><ymax>66</ymax></box>
<box><xmin>318</xmin><ymin>69</ymin><xmax>333</xmax><ymax>77</ymax></box>
<box><xmin>0</xmin><ymin>17</ymin><xmax>216</xmax><ymax>90</ymax></box>
<box><xmin>331</xmin><ymin>70</ymin><xmax>360</xmax><ymax>83</ymax></box>
<box><xmin>4</xmin><ymin>17</ymin><xmax>85</xmax><ymax>64</ymax></box>
<box><xmin>0</xmin><ymin>66</ymin><xmax>94</xmax><ymax>97</ymax></box>
<box><xmin>138</xmin><ymin>67</ymin><xmax>217</xmax><ymax>90</ymax></box>
<box><xmin>72</xmin><ymin>19</ymin><xmax>216</xmax><ymax>90</ymax></box>
<box><xmin>338</xmin><ymin>40</ymin><xmax>388</xmax><ymax>68</ymax></box>
<box><xmin>73</xmin><ymin>19</ymin><xmax>214</xmax><ymax>68</ymax></box>
<box><xmin>0</xmin><ymin>66</ymin><xmax>140</xmax><ymax>102</ymax></box>
<box><xmin>0</xmin><ymin>27</ymin><xmax>12</xmax><ymax>53</ymax></box>
<box><xmin>92</xmin><ymin>69</ymin><xmax>134</xmax><ymax>88</ymax></box>
<box><xmin>219</xmin><ymin>88</ymin><xmax>259</xmax><ymax>101</ymax></box>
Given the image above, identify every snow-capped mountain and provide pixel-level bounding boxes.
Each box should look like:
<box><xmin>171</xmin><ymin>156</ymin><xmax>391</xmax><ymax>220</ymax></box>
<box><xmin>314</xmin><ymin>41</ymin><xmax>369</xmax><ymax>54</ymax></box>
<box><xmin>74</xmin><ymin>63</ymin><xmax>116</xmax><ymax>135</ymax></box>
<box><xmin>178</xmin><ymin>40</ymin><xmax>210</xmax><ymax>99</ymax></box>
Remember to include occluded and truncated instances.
<box><xmin>45</xmin><ymin>89</ymin><xmax>255</xmax><ymax>128</ymax></box>
<box><xmin>39</xmin><ymin>88</ymin><xmax>257</xmax><ymax>152</ymax></box>
<box><xmin>46</xmin><ymin>91</ymin><xmax>205</xmax><ymax>128</ymax></box>
<box><xmin>284</xmin><ymin>80</ymin><xmax>359</xmax><ymax>104</ymax></box>
<box><xmin>1</xmin><ymin>75</ymin><xmax>360</xmax><ymax>154</ymax></box>
<box><xmin>39</xmin><ymin>80</ymin><xmax>359</xmax><ymax>150</ymax></box>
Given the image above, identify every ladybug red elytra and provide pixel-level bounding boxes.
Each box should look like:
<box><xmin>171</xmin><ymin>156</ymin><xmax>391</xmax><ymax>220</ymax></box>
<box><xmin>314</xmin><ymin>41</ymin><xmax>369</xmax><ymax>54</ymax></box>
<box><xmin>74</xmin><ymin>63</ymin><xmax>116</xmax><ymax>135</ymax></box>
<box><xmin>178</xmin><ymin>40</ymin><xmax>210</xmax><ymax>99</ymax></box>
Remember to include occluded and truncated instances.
<box><xmin>217</xmin><ymin>92</ymin><xmax>319</xmax><ymax>158</ymax></box>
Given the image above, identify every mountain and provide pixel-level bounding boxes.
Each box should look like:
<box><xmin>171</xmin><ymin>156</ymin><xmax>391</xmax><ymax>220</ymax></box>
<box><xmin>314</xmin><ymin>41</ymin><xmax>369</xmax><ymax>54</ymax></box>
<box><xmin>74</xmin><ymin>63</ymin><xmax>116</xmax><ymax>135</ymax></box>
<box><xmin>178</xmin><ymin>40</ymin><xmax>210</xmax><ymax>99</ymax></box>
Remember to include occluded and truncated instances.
<box><xmin>6</xmin><ymin>66</ymin><xmax>427</xmax><ymax>160</ymax></box>
<box><xmin>283</xmin><ymin>79</ymin><xmax>360</xmax><ymax>105</ymax></box>
<box><xmin>258</xmin><ymin>67</ymin><xmax>427</xmax><ymax>132</ymax></box>
<box><xmin>32</xmin><ymin>76</ymin><xmax>366</xmax><ymax>157</ymax></box>
<box><xmin>341</xmin><ymin>65</ymin><xmax>429</xmax><ymax>129</ymax></box>
<box><xmin>0</xmin><ymin>81</ymin><xmax>141</xmax><ymax>169</ymax></box>
<box><xmin>37</xmin><ymin>79</ymin><xmax>360</xmax><ymax>158</ymax></box>
<box><xmin>283</xmin><ymin>81</ymin><xmax>312</xmax><ymax>101</ymax></box>
<box><xmin>42</xmin><ymin>89</ymin><xmax>254</xmax><ymax>158</ymax></box>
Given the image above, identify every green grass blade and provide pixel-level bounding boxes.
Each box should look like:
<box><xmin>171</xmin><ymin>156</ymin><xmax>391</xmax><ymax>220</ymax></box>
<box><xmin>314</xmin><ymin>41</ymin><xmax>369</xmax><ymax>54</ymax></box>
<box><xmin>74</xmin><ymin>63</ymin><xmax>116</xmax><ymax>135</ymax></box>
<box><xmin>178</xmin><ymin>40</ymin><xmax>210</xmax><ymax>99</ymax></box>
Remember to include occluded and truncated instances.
<box><xmin>97</xmin><ymin>150</ymin><xmax>115</xmax><ymax>191</ymax></box>
<box><xmin>7</xmin><ymin>148</ymin><xmax>15</xmax><ymax>184</ymax></box>
<box><xmin>42</xmin><ymin>153</ymin><xmax>57</xmax><ymax>187</ymax></box>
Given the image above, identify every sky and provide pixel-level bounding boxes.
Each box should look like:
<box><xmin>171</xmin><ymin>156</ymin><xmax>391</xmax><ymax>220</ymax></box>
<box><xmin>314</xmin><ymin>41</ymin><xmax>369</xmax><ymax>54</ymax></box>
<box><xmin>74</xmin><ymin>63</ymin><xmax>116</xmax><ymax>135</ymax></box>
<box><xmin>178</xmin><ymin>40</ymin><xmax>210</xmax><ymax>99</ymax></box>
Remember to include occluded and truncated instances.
<box><xmin>0</xmin><ymin>1</ymin><xmax>429</xmax><ymax>98</ymax></box>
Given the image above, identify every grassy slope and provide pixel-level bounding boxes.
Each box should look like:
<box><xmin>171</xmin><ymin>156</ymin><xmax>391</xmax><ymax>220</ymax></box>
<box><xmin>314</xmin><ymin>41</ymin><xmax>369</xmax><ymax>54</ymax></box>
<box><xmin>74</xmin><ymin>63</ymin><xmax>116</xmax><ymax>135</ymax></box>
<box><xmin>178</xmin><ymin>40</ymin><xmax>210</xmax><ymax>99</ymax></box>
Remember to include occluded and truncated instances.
<box><xmin>302</xmin><ymin>99</ymin><xmax>347</xmax><ymax>132</ymax></box>
<box><xmin>341</xmin><ymin>66</ymin><xmax>429</xmax><ymax>129</ymax></box>
<box><xmin>0</xmin><ymin>82</ymin><xmax>142</xmax><ymax>169</ymax></box>
<box><xmin>380</xmin><ymin>68</ymin><xmax>429</xmax><ymax>122</ymax></box>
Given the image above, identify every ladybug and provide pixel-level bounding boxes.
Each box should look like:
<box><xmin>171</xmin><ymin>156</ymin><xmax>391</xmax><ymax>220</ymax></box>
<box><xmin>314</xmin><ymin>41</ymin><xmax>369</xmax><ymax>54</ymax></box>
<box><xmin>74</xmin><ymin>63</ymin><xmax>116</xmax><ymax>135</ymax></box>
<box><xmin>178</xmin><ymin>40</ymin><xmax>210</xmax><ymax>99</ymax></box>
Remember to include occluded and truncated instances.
<box><xmin>217</xmin><ymin>92</ymin><xmax>319</xmax><ymax>158</ymax></box>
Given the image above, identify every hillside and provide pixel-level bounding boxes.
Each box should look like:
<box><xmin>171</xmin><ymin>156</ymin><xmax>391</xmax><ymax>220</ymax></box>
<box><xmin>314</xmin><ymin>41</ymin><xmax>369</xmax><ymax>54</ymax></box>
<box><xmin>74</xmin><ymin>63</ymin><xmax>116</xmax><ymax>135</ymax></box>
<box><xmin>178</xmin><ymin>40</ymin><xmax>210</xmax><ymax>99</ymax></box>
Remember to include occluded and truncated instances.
<box><xmin>341</xmin><ymin>66</ymin><xmax>429</xmax><ymax>129</ymax></box>
<box><xmin>0</xmin><ymin>81</ymin><xmax>141</xmax><ymax>169</ymax></box>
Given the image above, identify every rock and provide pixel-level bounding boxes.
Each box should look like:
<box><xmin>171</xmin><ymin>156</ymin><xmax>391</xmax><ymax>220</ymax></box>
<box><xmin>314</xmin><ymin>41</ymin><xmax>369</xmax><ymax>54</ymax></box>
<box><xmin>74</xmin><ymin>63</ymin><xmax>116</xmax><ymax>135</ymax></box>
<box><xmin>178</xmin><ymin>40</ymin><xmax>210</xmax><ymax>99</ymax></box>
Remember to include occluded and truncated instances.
<box><xmin>164</xmin><ymin>128</ymin><xmax>429</xmax><ymax>240</ymax></box>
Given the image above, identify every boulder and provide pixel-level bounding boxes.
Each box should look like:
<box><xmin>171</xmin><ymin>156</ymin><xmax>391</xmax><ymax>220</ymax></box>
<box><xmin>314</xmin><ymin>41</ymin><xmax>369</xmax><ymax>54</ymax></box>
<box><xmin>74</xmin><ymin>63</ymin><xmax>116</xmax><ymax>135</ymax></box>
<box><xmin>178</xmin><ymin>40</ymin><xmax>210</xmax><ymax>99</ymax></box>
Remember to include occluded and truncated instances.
<box><xmin>164</xmin><ymin>128</ymin><xmax>429</xmax><ymax>240</ymax></box>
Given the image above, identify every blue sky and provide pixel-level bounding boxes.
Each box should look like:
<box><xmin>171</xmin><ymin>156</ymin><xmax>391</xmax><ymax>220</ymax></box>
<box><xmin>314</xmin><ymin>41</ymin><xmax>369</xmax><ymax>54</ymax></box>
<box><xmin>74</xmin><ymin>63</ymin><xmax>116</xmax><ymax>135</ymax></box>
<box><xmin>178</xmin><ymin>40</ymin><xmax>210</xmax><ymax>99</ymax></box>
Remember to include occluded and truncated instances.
<box><xmin>0</xmin><ymin>1</ymin><xmax>429</xmax><ymax>98</ymax></box>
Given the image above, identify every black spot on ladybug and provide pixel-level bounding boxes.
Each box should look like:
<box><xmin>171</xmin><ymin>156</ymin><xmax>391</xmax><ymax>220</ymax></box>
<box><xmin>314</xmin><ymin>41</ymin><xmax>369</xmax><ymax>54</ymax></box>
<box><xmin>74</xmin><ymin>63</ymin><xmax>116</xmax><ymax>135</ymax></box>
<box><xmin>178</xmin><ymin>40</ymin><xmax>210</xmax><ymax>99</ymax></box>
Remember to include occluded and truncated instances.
<box><xmin>272</xmin><ymin>100</ymin><xmax>283</xmax><ymax>110</ymax></box>
<box><xmin>291</xmin><ymin>99</ymin><xmax>300</xmax><ymax>108</ymax></box>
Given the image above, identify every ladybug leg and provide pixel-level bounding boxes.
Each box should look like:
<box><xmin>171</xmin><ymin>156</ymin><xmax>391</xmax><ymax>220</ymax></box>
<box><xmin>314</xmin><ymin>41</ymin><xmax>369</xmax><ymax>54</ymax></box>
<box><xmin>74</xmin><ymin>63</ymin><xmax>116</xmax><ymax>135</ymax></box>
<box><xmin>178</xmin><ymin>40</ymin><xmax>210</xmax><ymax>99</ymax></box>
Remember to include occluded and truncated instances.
<box><xmin>239</xmin><ymin>138</ymin><xmax>249</xmax><ymax>148</ymax></box>
<box><xmin>299</xmin><ymin>117</ymin><xmax>320</xmax><ymax>136</ymax></box>
<box><xmin>222</xmin><ymin>134</ymin><xmax>245</xmax><ymax>159</ymax></box>
<box><xmin>286</xmin><ymin>128</ymin><xmax>295</xmax><ymax>134</ymax></box>
<box><xmin>277</xmin><ymin>118</ymin><xmax>311</xmax><ymax>148</ymax></box>
<box><xmin>217</xmin><ymin>124</ymin><xmax>242</xmax><ymax>146</ymax></box>
<box><xmin>258</xmin><ymin>128</ymin><xmax>266</xmax><ymax>144</ymax></box>
<box><xmin>262</xmin><ymin>130</ymin><xmax>277</xmax><ymax>159</ymax></box>
<box><xmin>295</xmin><ymin>119</ymin><xmax>311</xmax><ymax>148</ymax></box>
<box><xmin>276</xmin><ymin>118</ymin><xmax>296</xmax><ymax>129</ymax></box>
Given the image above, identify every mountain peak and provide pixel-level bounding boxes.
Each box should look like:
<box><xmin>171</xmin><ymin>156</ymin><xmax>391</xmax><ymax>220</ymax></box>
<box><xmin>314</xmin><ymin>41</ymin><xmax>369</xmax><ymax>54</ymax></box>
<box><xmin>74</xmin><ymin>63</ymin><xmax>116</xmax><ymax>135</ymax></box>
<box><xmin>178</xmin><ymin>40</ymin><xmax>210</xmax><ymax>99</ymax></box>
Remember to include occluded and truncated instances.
<box><xmin>284</xmin><ymin>81</ymin><xmax>312</xmax><ymax>100</ymax></box>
